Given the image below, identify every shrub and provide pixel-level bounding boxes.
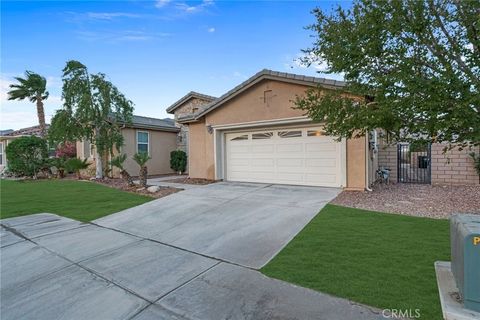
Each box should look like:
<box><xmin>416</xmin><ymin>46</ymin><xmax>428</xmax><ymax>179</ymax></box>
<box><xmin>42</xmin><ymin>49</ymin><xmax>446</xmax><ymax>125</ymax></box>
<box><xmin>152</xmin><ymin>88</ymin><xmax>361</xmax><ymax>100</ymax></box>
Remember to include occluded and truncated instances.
<box><xmin>133</xmin><ymin>152</ymin><xmax>151</xmax><ymax>187</ymax></box>
<box><xmin>65</xmin><ymin>158</ymin><xmax>90</xmax><ymax>179</ymax></box>
<box><xmin>55</xmin><ymin>141</ymin><xmax>76</xmax><ymax>158</ymax></box>
<box><xmin>5</xmin><ymin>136</ymin><xmax>48</xmax><ymax>177</ymax></box>
<box><xmin>170</xmin><ymin>150</ymin><xmax>187</xmax><ymax>174</ymax></box>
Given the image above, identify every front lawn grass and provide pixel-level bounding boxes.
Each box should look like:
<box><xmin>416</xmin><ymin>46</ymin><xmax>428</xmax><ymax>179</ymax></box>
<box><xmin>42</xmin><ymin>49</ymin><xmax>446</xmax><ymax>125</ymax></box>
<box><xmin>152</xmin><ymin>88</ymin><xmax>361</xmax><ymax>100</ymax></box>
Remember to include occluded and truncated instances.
<box><xmin>0</xmin><ymin>179</ymin><xmax>152</xmax><ymax>222</ymax></box>
<box><xmin>261</xmin><ymin>204</ymin><xmax>449</xmax><ymax>320</ymax></box>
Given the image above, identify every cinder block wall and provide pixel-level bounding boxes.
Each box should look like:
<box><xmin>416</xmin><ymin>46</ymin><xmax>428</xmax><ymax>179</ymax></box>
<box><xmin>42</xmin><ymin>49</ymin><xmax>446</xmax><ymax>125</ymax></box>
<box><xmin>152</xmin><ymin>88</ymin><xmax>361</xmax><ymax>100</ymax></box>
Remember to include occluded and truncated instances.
<box><xmin>431</xmin><ymin>144</ymin><xmax>479</xmax><ymax>185</ymax></box>
<box><xmin>377</xmin><ymin>144</ymin><xmax>398</xmax><ymax>183</ymax></box>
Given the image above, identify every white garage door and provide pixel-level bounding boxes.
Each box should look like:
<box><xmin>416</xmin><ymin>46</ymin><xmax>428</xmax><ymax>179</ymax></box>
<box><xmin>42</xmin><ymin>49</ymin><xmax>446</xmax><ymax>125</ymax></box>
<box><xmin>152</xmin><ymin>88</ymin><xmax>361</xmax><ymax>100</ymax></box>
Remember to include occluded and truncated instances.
<box><xmin>225</xmin><ymin>127</ymin><xmax>343</xmax><ymax>187</ymax></box>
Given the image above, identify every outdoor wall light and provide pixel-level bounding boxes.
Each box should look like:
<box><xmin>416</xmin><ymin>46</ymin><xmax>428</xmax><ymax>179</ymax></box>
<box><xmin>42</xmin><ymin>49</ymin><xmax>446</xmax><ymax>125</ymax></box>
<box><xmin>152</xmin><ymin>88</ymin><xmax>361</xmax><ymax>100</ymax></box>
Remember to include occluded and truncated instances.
<box><xmin>206</xmin><ymin>124</ymin><xmax>213</xmax><ymax>134</ymax></box>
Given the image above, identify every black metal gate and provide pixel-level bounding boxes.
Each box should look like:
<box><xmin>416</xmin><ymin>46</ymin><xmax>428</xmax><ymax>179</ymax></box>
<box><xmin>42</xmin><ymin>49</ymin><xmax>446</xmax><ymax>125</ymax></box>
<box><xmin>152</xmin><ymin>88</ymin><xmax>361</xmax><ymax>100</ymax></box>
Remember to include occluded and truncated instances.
<box><xmin>397</xmin><ymin>143</ymin><xmax>431</xmax><ymax>184</ymax></box>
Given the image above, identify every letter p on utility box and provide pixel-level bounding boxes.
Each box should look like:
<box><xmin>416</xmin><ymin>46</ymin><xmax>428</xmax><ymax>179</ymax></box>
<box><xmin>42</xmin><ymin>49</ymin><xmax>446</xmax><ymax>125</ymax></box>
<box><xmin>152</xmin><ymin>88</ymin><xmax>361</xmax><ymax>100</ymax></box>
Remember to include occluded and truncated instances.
<box><xmin>451</xmin><ymin>214</ymin><xmax>480</xmax><ymax>313</ymax></box>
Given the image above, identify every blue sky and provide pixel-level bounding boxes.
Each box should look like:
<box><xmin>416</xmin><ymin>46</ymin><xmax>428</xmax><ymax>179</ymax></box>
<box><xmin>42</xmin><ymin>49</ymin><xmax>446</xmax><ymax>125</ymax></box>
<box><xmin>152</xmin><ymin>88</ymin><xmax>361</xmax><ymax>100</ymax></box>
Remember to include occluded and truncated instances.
<box><xmin>1</xmin><ymin>0</ymin><xmax>348</xmax><ymax>130</ymax></box>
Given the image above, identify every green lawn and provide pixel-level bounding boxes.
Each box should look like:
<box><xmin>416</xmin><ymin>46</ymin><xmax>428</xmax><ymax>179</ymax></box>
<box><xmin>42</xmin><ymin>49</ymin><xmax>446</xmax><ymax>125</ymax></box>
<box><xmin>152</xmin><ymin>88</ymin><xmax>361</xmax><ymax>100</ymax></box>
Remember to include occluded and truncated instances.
<box><xmin>0</xmin><ymin>179</ymin><xmax>152</xmax><ymax>222</ymax></box>
<box><xmin>261</xmin><ymin>204</ymin><xmax>449</xmax><ymax>320</ymax></box>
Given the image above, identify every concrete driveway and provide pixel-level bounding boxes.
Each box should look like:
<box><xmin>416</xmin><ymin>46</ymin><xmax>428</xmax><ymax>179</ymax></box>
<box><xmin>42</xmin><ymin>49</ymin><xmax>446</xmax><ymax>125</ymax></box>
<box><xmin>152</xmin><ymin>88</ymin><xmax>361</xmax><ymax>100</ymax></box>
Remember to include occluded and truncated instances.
<box><xmin>1</xmin><ymin>182</ymin><xmax>386</xmax><ymax>320</ymax></box>
<box><xmin>96</xmin><ymin>182</ymin><xmax>340</xmax><ymax>268</ymax></box>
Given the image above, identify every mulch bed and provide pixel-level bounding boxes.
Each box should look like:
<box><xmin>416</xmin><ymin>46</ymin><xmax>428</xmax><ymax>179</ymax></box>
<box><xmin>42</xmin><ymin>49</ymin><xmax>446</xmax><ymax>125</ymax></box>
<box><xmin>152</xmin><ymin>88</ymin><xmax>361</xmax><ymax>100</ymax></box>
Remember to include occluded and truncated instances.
<box><xmin>331</xmin><ymin>183</ymin><xmax>480</xmax><ymax>219</ymax></box>
<box><xmin>93</xmin><ymin>178</ymin><xmax>183</xmax><ymax>199</ymax></box>
<box><xmin>163</xmin><ymin>177</ymin><xmax>216</xmax><ymax>185</ymax></box>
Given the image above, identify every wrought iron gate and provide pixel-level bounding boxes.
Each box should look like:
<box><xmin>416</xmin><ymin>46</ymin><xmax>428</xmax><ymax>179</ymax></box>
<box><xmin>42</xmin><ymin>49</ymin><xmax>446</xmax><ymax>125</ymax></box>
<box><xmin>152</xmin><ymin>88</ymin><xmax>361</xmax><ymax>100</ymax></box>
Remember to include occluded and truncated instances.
<box><xmin>397</xmin><ymin>143</ymin><xmax>431</xmax><ymax>184</ymax></box>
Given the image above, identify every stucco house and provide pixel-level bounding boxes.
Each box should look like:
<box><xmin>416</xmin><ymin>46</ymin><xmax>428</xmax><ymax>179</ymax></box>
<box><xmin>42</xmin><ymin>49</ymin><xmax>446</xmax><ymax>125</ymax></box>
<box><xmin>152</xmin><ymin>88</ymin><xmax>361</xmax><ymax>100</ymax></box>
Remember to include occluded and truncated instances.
<box><xmin>76</xmin><ymin>115</ymin><xmax>179</xmax><ymax>177</ymax></box>
<box><xmin>168</xmin><ymin>69</ymin><xmax>479</xmax><ymax>189</ymax></box>
<box><xmin>169</xmin><ymin>69</ymin><xmax>367</xmax><ymax>190</ymax></box>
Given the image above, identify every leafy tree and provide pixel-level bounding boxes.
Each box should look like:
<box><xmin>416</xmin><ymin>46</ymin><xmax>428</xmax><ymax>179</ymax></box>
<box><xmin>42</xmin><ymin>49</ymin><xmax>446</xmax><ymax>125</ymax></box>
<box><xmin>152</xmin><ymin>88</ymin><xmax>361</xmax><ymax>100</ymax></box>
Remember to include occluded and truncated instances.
<box><xmin>170</xmin><ymin>150</ymin><xmax>187</xmax><ymax>174</ymax></box>
<box><xmin>7</xmin><ymin>71</ymin><xmax>49</xmax><ymax>137</ymax></box>
<box><xmin>49</xmin><ymin>60</ymin><xmax>134</xmax><ymax>179</ymax></box>
<box><xmin>5</xmin><ymin>136</ymin><xmax>48</xmax><ymax>177</ymax></box>
<box><xmin>110</xmin><ymin>154</ymin><xmax>134</xmax><ymax>186</ymax></box>
<box><xmin>295</xmin><ymin>0</ymin><xmax>479</xmax><ymax>149</ymax></box>
<box><xmin>65</xmin><ymin>158</ymin><xmax>90</xmax><ymax>179</ymax></box>
<box><xmin>133</xmin><ymin>152</ymin><xmax>151</xmax><ymax>187</ymax></box>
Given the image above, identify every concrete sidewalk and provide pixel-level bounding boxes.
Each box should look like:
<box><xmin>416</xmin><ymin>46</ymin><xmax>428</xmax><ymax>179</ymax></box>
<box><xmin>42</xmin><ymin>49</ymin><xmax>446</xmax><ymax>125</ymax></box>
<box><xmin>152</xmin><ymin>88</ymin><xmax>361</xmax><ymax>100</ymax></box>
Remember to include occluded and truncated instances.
<box><xmin>1</xmin><ymin>213</ymin><xmax>385</xmax><ymax>320</ymax></box>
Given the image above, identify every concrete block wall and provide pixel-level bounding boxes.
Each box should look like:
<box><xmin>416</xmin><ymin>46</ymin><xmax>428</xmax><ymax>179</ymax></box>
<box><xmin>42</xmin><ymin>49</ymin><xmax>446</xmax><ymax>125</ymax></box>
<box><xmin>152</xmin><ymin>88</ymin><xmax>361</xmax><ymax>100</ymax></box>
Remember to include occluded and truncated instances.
<box><xmin>377</xmin><ymin>144</ymin><xmax>398</xmax><ymax>183</ymax></box>
<box><xmin>431</xmin><ymin>144</ymin><xmax>479</xmax><ymax>185</ymax></box>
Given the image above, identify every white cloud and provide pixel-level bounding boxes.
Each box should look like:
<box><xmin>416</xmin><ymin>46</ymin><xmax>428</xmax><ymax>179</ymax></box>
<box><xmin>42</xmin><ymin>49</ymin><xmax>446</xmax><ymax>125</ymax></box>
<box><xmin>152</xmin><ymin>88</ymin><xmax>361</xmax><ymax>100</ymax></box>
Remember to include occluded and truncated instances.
<box><xmin>76</xmin><ymin>30</ymin><xmax>169</xmax><ymax>43</ymax></box>
<box><xmin>208</xmin><ymin>27</ymin><xmax>215</xmax><ymax>33</ymax></box>
<box><xmin>157</xmin><ymin>0</ymin><xmax>214</xmax><ymax>14</ymax></box>
<box><xmin>86</xmin><ymin>12</ymin><xmax>142</xmax><ymax>20</ymax></box>
<box><xmin>155</xmin><ymin>0</ymin><xmax>170</xmax><ymax>8</ymax></box>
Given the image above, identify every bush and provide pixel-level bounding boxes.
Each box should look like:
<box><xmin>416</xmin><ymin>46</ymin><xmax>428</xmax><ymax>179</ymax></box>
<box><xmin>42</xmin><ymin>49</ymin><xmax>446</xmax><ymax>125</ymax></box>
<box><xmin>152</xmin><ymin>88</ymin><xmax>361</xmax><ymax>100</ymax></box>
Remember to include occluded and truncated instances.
<box><xmin>5</xmin><ymin>136</ymin><xmax>48</xmax><ymax>177</ymax></box>
<box><xmin>170</xmin><ymin>150</ymin><xmax>187</xmax><ymax>174</ymax></box>
<box><xmin>65</xmin><ymin>158</ymin><xmax>90</xmax><ymax>179</ymax></box>
<box><xmin>55</xmin><ymin>141</ymin><xmax>76</xmax><ymax>158</ymax></box>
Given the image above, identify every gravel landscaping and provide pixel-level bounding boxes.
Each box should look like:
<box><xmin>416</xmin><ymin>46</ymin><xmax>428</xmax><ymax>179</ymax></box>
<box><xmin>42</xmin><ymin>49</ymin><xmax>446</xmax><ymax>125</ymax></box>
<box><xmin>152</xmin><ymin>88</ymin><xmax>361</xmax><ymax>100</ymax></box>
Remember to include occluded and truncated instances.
<box><xmin>331</xmin><ymin>184</ymin><xmax>480</xmax><ymax>219</ymax></box>
<box><xmin>94</xmin><ymin>178</ymin><xmax>183</xmax><ymax>199</ymax></box>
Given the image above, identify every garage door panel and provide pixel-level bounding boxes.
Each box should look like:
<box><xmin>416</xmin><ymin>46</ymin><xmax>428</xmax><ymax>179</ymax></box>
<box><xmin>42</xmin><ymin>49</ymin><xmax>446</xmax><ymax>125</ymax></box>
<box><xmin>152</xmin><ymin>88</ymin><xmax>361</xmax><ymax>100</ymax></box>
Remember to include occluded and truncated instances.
<box><xmin>251</xmin><ymin>158</ymin><xmax>275</xmax><ymax>167</ymax></box>
<box><xmin>305</xmin><ymin>143</ymin><xmax>337</xmax><ymax>153</ymax></box>
<box><xmin>225</xmin><ymin>127</ymin><xmax>343</xmax><ymax>188</ymax></box>
<box><xmin>305</xmin><ymin>158</ymin><xmax>337</xmax><ymax>168</ymax></box>
<box><xmin>276</xmin><ymin>144</ymin><xmax>303</xmax><ymax>153</ymax></box>
<box><xmin>277</xmin><ymin>158</ymin><xmax>303</xmax><ymax>167</ymax></box>
<box><xmin>252</xmin><ymin>145</ymin><xmax>275</xmax><ymax>153</ymax></box>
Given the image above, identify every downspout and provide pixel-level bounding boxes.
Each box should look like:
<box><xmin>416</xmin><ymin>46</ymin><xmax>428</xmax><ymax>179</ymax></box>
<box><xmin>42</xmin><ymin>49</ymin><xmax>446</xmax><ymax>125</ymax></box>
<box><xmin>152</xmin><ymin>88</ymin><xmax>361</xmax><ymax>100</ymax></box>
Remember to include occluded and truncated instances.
<box><xmin>365</xmin><ymin>134</ymin><xmax>373</xmax><ymax>192</ymax></box>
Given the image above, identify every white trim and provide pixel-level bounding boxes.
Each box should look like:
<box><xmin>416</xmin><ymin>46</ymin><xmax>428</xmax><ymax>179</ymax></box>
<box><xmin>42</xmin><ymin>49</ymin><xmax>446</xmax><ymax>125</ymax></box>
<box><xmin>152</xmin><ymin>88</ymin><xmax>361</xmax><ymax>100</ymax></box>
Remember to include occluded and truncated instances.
<box><xmin>341</xmin><ymin>138</ymin><xmax>347</xmax><ymax>187</ymax></box>
<box><xmin>136</xmin><ymin>130</ymin><xmax>150</xmax><ymax>154</ymax></box>
<box><xmin>210</xmin><ymin>116</ymin><xmax>311</xmax><ymax>130</ymax></box>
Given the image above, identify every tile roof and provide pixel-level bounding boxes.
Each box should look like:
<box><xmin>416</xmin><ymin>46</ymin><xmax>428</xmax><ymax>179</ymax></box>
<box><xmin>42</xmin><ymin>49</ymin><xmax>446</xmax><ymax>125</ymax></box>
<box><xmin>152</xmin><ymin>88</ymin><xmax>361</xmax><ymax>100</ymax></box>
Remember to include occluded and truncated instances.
<box><xmin>128</xmin><ymin>115</ymin><xmax>179</xmax><ymax>132</ymax></box>
<box><xmin>166</xmin><ymin>91</ymin><xmax>217</xmax><ymax>114</ymax></box>
<box><xmin>177</xmin><ymin>69</ymin><xmax>346</xmax><ymax>123</ymax></box>
<box><xmin>3</xmin><ymin>125</ymin><xmax>50</xmax><ymax>137</ymax></box>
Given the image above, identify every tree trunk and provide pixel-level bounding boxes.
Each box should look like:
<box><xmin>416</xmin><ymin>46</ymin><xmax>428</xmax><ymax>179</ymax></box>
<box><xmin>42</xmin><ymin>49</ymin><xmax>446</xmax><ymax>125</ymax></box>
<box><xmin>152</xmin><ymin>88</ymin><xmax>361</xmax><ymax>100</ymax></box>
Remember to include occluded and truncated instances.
<box><xmin>36</xmin><ymin>95</ymin><xmax>47</xmax><ymax>137</ymax></box>
<box><xmin>121</xmin><ymin>170</ymin><xmax>135</xmax><ymax>186</ymax></box>
<box><xmin>94</xmin><ymin>127</ymin><xmax>103</xmax><ymax>179</ymax></box>
<box><xmin>140</xmin><ymin>166</ymin><xmax>147</xmax><ymax>187</ymax></box>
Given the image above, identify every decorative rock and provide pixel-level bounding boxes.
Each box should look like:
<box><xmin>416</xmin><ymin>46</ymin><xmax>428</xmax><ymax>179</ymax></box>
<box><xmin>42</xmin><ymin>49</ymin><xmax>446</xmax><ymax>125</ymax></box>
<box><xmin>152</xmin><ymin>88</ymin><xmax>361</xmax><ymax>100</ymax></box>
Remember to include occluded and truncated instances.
<box><xmin>147</xmin><ymin>186</ymin><xmax>160</xmax><ymax>193</ymax></box>
<box><xmin>136</xmin><ymin>187</ymin><xmax>146</xmax><ymax>192</ymax></box>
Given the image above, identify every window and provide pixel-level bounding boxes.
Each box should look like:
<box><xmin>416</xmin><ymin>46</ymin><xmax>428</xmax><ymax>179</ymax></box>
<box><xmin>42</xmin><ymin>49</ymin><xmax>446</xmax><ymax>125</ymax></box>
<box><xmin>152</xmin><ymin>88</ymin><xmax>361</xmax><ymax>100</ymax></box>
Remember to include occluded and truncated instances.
<box><xmin>252</xmin><ymin>132</ymin><xmax>273</xmax><ymax>140</ymax></box>
<box><xmin>137</xmin><ymin>131</ymin><xmax>149</xmax><ymax>154</ymax></box>
<box><xmin>307</xmin><ymin>130</ymin><xmax>325</xmax><ymax>137</ymax></box>
<box><xmin>0</xmin><ymin>142</ymin><xmax>3</xmax><ymax>165</ymax></box>
<box><xmin>278</xmin><ymin>130</ymin><xmax>302</xmax><ymax>138</ymax></box>
<box><xmin>230</xmin><ymin>134</ymin><xmax>248</xmax><ymax>141</ymax></box>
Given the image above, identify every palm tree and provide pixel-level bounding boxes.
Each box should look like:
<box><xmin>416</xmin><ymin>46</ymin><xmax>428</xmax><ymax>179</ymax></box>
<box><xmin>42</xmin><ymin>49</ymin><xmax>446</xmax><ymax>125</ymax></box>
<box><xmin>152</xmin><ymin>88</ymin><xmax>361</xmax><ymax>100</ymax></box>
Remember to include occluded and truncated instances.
<box><xmin>65</xmin><ymin>158</ymin><xmax>90</xmax><ymax>179</ymax></box>
<box><xmin>7</xmin><ymin>71</ymin><xmax>49</xmax><ymax>137</ymax></box>
<box><xmin>110</xmin><ymin>154</ymin><xmax>134</xmax><ymax>186</ymax></box>
<box><xmin>133</xmin><ymin>152</ymin><xmax>151</xmax><ymax>188</ymax></box>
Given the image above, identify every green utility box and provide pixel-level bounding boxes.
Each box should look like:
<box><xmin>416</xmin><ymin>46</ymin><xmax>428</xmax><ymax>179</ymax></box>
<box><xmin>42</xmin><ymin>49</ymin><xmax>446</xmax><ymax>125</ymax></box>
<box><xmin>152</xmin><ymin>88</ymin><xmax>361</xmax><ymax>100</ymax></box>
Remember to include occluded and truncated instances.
<box><xmin>450</xmin><ymin>214</ymin><xmax>480</xmax><ymax>313</ymax></box>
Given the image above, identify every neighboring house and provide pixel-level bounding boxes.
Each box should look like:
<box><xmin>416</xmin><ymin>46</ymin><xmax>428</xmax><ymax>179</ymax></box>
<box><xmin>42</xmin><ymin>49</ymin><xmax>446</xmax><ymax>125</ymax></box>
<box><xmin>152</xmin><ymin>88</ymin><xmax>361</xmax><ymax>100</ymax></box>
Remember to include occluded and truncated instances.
<box><xmin>166</xmin><ymin>91</ymin><xmax>217</xmax><ymax>170</ymax></box>
<box><xmin>174</xmin><ymin>69</ymin><xmax>368</xmax><ymax>190</ymax></box>
<box><xmin>0</xmin><ymin>125</ymin><xmax>50</xmax><ymax>172</ymax></box>
<box><xmin>76</xmin><ymin>115</ymin><xmax>179</xmax><ymax>177</ymax></box>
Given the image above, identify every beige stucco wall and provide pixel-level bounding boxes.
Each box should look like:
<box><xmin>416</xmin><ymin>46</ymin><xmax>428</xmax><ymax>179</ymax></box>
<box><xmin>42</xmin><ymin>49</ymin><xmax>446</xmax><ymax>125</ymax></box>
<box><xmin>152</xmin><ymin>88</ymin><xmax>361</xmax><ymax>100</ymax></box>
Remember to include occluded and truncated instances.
<box><xmin>119</xmin><ymin>128</ymin><xmax>177</xmax><ymax>177</ymax></box>
<box><xmin>186</xmin><ymin>78</ymin><xmax>367</xmax><ymax>189</ymax></box>
<box><xmin>76</xmin><ymin>128</ymin><xmax>177</xmax><ymax>178</ymax></box>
